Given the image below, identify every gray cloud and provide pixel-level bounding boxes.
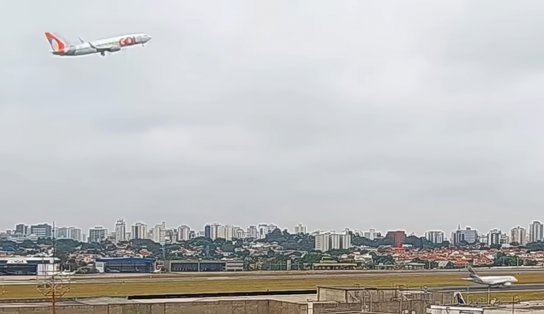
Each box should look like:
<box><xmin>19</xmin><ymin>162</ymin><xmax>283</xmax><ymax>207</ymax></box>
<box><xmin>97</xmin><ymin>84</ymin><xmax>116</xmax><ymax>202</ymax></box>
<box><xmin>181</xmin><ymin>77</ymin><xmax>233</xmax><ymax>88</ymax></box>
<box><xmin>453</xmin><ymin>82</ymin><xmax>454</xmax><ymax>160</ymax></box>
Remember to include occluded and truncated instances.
<box><xmin>2</xmin><ymin>1</ymin><xmax>544</xmax><ymax>236</ymax></box>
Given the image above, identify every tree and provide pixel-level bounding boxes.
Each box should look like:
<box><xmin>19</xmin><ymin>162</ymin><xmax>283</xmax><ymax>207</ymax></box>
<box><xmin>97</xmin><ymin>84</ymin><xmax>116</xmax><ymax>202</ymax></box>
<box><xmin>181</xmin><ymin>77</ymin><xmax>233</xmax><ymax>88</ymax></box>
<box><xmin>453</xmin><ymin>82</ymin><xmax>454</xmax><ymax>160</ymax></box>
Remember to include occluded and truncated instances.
<box><xmin>301</xmin><ymin>252</ymin><xmax>323</xmax><ymax>264</ymax></box>
<box><xmin>19</xmin><ymin>240</ymin><xmax>38</xmax><ymax>249</ymax></box>
<box><xmin>351</xmin><ymin>236</ymin><xmax>394</xmax><ymax>248</ymax></box>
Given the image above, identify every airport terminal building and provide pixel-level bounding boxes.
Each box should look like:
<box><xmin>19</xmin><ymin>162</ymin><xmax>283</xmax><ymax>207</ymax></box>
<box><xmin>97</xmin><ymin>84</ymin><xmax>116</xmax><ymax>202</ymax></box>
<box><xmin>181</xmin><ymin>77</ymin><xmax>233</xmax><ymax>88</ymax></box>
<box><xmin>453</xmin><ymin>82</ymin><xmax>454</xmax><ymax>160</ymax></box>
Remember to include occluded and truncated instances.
<box><xmin>0</xmin><ymin>257</ymin><xmax>59</xmax><ymax>275</ymax></box>
<box><xmin>95</xmin><ymin>257</ymin><xmax>156</xmax><ymax>273</ymax></box>
<box><xmin>166</xmin><ymin>259</ymin><xmax>244</xmax><ymax>272</ymax></box>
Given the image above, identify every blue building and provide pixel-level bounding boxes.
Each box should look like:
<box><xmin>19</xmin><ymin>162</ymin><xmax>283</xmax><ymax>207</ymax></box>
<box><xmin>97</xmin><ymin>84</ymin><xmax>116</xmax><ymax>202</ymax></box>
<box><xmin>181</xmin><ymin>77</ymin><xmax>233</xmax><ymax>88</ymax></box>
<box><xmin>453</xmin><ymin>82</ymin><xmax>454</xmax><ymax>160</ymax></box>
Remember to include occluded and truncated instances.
<box><xmin>95</xmin><ymin>257</ymin><xmax>156</xmax><ymax>273</ymax></box>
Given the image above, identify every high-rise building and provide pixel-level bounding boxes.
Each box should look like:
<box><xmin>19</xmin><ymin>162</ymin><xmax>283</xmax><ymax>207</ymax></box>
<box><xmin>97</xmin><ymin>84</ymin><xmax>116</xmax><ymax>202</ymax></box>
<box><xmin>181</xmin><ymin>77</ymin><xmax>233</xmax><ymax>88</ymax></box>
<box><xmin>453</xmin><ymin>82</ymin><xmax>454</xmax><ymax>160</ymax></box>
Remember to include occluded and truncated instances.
<box><xmin>177</xmin><ymin>225</ymin><xmax>191</xmax><ymax>242</ymax></box>
<box><xmin>363</xmin><ymin>229</ymin><xmax>380</xmax><ymax>240</ymax></box>
<box><xmin>216</xmin><ymin>225</ymin><xmax>226</xmax><ymax>240</ymax></box>
<box><xmin>315</xmin><ymin>233</ymin><xmax>330</xmax><ymax>252</ymax></box>
<box><xmin>56</xmin><ymin>227</ymin><xmax>82</xmax><ymax>241</ymax></box>
<box><xmin>131</xmin><ymin>223</ymin><xmax>148</xmax><ymax>240</ymax></box>
<box><xmin>225</xmin><ymin>225</ymin><xmax>235</xmax><ymax>241</ymax></box>
<box><xmin>88</xmin><ymin>226</ymin><xmax>108</xmax><ymax>243</ymax></box>
<box><xmin>258</xmin><ymin>224</ymin><xmax>277</xmax><ymax>239</ymax></box>
<box><xmin>233</xmin><ymin>227</ymin><xmax>245</xmax><ymax>239</ymax></box>
<box><xmin>500</xmin><ymin>233</ymin><xmax>510</xmax><ymax>245</ymax></box>
<box><xmin>164</xmin><ymin>229</ymin><xmax>175</xmax><ymax>243</ymax></box>
<box><xmin>294</xmin><ymin>224</ymin><xmax>307</xmax><ymax>234</ymax></box>
<box><xmin>30</xmin><ymin>224</ymin><xmax>53</xmax><ymax>239</ymax></box>
<box><xmin>487</xmin><ymin>229</ymin><xmax>502</xmax><ymax>246</ymax></box>
<box><xmin>203</xmin><ymin>224</ymin><xmax>222</xmax><ymax>240</ymax></box>
<box><xmin>529</xmin><ymin>221</ymin><xmax>543</xmax><ymax>243</ymax></box>
<box><xmin>15</xmin><ymin>224</ymin><xmax>29</xmax><ymax>237</ymax></box>
<box><xmin>315</xmin><ymin>232</ymin><xmax>351</xmax><ymax>252</ymax></box>
<box><xmin>425</xmin><ymin>231</ymin><xmax>445</xmax><ymax>244</ymax></box>
<box><xmin>151</xmin><ymin>222</ymin><xmax>166</xmax><ymax>244</ymax></box>
<box><xmin>511</xmin><ymin>226</ymin><xmax>527</xmax><ymax>246</ymax></box>
<box><xmin>452</xmin><ymin>226</ymin><xmax>479</xmax><ymax>246</ymax></box>
<box><xmin>246</xmin><ymin>226</ymin><xmax>258</xmax><ymax>239</ymax></box>
<box><xmin>114</xmin><ymin>219</ymin><xmax>127</xmax><ymax>243</ymax></box>
<box><xmin>385</xmin><ymin>231</ymin><xmax>407</xmax><ymax>247</ymax></box>
<box><xmin>204</xmin><ymin>225</ymin><xmax>212</xmax><ymax>239</ymax></box>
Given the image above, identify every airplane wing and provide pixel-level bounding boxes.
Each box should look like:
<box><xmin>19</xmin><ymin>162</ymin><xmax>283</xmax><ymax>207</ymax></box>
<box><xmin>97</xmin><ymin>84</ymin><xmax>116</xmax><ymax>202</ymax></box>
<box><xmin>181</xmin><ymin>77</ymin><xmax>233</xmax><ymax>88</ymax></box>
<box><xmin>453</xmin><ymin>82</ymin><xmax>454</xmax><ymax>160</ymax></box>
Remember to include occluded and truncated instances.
<box><xmin>88</xmin><ymin>41</ymin><xmax>121</xmax><ymax>53</ymax></box>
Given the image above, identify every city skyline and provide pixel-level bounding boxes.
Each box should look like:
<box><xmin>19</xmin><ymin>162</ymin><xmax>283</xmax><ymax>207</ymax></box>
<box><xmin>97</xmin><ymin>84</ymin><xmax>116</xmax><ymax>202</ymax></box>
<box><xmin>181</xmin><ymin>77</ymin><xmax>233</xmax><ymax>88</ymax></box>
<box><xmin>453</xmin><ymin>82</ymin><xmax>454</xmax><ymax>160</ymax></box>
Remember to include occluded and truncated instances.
<box><xmin>6</xmin><ymin>217</ymin><xmax>544</xmax><ymax>239</ymax></box>
<box><xmin>6</xmin><ymin>219</ymin><xmax>544</xmax><ymax>245</ymax></box>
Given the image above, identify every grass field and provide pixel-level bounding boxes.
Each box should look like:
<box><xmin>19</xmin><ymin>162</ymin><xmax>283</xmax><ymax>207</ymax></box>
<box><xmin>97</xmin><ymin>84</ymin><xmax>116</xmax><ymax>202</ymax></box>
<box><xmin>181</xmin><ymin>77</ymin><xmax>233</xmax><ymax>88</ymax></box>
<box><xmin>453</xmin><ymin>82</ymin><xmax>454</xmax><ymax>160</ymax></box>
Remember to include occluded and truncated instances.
<box><xmin>2</xmin><ymin>272</ymin><xmax>544</xmax><ymax>300</ymax></box>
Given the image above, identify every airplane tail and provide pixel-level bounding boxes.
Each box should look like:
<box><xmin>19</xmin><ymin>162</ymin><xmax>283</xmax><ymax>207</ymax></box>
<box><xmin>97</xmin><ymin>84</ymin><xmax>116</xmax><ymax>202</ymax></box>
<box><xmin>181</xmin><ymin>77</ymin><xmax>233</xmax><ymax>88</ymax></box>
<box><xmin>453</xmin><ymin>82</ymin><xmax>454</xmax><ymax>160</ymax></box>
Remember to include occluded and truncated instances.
<box><xmin>45</xmin><ymin>32</ymin><xmax>69</xmax><ymax>53</ymax></box>
<box><xmin>467</xmin><ymin>266</ymin><xmax>479</xmax><ymax>279</ymax></box>
<box><xmin>453</xmin><ymin>291</ymin><xmax>466</xmax><ymax>305</ymax></box>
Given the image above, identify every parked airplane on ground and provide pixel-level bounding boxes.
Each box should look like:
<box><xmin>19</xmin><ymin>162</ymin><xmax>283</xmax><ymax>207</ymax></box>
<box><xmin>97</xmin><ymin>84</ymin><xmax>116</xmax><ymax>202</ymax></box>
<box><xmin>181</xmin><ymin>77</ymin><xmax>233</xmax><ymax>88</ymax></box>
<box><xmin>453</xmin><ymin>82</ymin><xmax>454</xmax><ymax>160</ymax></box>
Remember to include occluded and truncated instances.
<box><xmin>464</xmin><ymin>266</ymin><xmax>518</xmax><ymax>287</ymax></box>
<box><xmin>45</xmin><ymin>32</ymin><xmax>151</xmax><ymax>56</ymax></box>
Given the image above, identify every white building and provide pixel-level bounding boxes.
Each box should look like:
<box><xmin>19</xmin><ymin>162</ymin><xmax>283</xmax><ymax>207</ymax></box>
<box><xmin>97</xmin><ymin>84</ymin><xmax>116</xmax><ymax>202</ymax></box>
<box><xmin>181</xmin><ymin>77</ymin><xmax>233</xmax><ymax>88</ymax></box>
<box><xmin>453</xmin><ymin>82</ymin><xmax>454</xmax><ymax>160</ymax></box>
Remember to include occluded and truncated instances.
<box><xmin>209</xmin><ymin>224</ymin><xmax>221</xmax><ymax>240</ymax></box>
<box><xmin>258</xmin><ymin>223</ymin><xmax>278</xmax><ymax>239</ymax></box>
<box><xmin>88</xmin><ymin>226</ymin><xmax>108</xmax><ymax>243</ymax></box>
<box><xmin>233</xmin><ymin>227</ymin><xmax>245</xmax><ymax>239</ymax></box>
<box><xmin>177</xmin><ymin>225</ymin><xmax>191</xmax><ymax>242</ymax></box>
<box><xmin>363</xmin><ymin>229</ymin><xmax>379</xmax><ymax>240</ymax></box>
<box><xmin>131</xmin><ymin>223</ymin><xmax>148</xmax><ymax>240</ymax></box>
<box><xmin>452</xmin><ymin>226</ymin><xmax>479</xmax><ymax>246</ymax></box>
<box><xmin>315</xmin><ymin>232</ymin><xmax>351</xmax><ymax>252</ymax></box>
<box><xmin>315</xmin><ymin>233</ymin><xmax>330</xmax><ymax>252</ymax></box>
<box><xmin>151</xmin><ymin>222</ymin><xmax>166</xmax><ymax>244</ymax></box>
<box><xmin>425</xmin><ymin>231</ymin><xmax>445</xmax><ymax>244</ymax></box>
<box><xmin>529</xmin><ymin>221</ymin><xmax>543</xmax><ymax>243</ymax></box>
<box><xmin>500</xmin><ymin>233</ymin><xmax>510</xmax><ymax>245</ymax></box>
<box><xmin>487</xmin><ymin>229</ymin><xmax>502</xmax><ymax>246</ymax></box>
<box><xmin>246</xmin><ymin>226</ymin><xmax>258</xmax><ymax>239</ymax></box>
<box><xmin>294</xmin><ymin>224</ymin><xmax>307</xmax><ymax>234</ymax></box>
<box><xmin>56</xmin><ymin>227</ymin><xmax>82</xmax><ymax>242</ymax></box>
<box><xmin>510</xmin><ymin>226</ymin><xmax>527</xmax><ymax>246</ymax></box>
<box><xmin>114</xmin><ymin>219</ymin><xmax>127</xmax><ymax>243</ymax></box>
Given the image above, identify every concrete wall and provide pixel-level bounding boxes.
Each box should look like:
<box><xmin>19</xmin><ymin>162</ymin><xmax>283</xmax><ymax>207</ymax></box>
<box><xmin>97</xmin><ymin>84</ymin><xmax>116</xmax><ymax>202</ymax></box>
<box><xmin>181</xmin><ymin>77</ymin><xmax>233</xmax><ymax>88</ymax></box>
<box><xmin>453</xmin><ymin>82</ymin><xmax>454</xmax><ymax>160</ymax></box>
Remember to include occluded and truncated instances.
<box><xmin>312</xmin><ymin>299</ymin><xmax>427</xmax><ymax>314</ymax></box>
<box><xmin>317</xmin><ymin>287</ymin><xmax>347</xmax><ymax>302</ymax></box>
<box><xmin>268</xmin><ymin>300</ymin><xmax>307</xmax><ymax>314</ymax></box>
<box><xmin>312</xmin><ymin>302</ymin><xmax>361</xmax><ymax>313</ymax></box>
<box><xmin>318</xmin><ymin>287</ymin><xmax>401</xmax><ymax>303</ymax></box>
<box><xmin>0</xmin><ymin>299</ymin><xmax>308</xmax><ymax>314</ymax></box>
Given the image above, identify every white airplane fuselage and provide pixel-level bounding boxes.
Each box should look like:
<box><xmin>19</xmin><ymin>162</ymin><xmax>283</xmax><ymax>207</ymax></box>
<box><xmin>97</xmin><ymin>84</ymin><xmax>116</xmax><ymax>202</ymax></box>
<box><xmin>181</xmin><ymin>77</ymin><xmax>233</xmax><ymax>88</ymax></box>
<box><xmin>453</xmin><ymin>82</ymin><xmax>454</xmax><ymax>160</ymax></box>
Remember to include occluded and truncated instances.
<box><xmin>467</xmin><ymin>274</ymin><xmax>518</xmax><ymax>287</ymax></box>
<box><xmin>46</xmin><ymin>32</ymin><xmax>151</xmax><ymax>56</ymax></box>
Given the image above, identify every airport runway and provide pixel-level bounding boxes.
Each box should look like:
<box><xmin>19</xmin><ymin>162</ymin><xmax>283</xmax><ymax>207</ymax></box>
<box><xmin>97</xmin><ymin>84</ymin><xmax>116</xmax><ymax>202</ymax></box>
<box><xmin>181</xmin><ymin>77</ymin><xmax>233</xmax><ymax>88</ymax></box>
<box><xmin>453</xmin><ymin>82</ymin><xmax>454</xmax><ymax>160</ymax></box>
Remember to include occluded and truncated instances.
<box><xmin>1</xmin><ymin>268</ymin><xmax>544</xmax><ymax>300</ymax></box>
<box><xmin>0</xmin><ymin>270</ymin><xmax>496</xmax><ymax>285</ymax></box>
<box><xmin>1</xmin><ymin>267</ymin><xmax>543</xmax><ymax>284</ymax></box>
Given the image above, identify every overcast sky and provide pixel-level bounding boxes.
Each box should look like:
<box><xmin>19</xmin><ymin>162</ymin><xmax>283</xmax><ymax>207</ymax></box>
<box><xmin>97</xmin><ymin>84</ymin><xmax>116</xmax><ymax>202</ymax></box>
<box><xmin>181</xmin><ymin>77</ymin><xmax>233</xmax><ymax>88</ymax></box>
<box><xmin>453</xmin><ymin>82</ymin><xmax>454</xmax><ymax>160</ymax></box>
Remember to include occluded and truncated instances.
<box><xmin>2</xmin><ymin>1</ymin><xmax>544</xmax><ymax>236</ymax></box>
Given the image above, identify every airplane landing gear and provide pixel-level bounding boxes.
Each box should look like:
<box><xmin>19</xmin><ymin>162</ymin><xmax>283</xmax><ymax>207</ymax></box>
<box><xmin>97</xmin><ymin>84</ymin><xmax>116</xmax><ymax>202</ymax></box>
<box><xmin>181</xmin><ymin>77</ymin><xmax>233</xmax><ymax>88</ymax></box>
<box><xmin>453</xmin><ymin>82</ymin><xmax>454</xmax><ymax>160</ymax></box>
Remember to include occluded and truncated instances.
<box><xmin>100</xmin><ymin>51</ymin><xmax>105</xmax><ymax>56</ymax></box>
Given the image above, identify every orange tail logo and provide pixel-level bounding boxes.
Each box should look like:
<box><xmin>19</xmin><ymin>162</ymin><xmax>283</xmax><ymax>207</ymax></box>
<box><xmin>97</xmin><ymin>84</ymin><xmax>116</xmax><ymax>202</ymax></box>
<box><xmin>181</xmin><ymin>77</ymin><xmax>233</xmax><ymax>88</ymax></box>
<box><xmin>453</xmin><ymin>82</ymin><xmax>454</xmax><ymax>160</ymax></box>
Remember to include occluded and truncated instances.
<box><xmin>45</xmin><ymin>32</ymin><xmax>66</xmax><ymax>54</ymax></box>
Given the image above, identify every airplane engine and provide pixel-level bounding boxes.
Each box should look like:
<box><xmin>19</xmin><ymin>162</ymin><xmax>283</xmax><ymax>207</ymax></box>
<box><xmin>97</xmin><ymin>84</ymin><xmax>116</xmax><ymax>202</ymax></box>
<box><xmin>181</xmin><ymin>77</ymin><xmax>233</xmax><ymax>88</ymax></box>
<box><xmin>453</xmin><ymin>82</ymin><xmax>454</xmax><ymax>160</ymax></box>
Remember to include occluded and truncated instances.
<box><xmin>503</xmin><ymin>282</ymin><xmax>512</xmax><ymax>287</ymax></box>
<box><xmin>109</xmin><ymin>46</ymin><xmax>121</xmax><ymax>52</ymax></box>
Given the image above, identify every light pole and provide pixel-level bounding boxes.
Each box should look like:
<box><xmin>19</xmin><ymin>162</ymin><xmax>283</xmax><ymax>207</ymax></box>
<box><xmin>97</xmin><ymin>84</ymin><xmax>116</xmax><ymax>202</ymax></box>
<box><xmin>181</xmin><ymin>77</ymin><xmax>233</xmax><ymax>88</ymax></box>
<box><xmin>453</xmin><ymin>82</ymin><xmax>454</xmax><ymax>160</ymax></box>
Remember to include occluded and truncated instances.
<box><xmin>512</xmin><ymin>295</ymin><xmax>519</xmax><ymax>314</ymax></box>
<box><xmin>36</xmin><ymin>221</ymin><xmax>71</xmax><ymax>314</ymax></box>
<box><xmin>37</xmin><ymin>274</ymin><xmax>70</xmax><ymax>314</ymax></box>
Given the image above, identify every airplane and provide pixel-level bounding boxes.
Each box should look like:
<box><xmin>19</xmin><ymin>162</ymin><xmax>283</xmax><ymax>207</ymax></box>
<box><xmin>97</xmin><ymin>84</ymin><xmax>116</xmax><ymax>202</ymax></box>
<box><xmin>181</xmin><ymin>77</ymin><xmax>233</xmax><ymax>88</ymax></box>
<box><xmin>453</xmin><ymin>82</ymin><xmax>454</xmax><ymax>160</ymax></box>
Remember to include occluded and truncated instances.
<box><xmin>45</xmin><ymin>32</ymin><xmax>152</xmax><ymax>57</ymax></box>
<box><xmin>464</xmin><ymin>266</ymin><xmax>518</xmax><ymax>287</ymax></box>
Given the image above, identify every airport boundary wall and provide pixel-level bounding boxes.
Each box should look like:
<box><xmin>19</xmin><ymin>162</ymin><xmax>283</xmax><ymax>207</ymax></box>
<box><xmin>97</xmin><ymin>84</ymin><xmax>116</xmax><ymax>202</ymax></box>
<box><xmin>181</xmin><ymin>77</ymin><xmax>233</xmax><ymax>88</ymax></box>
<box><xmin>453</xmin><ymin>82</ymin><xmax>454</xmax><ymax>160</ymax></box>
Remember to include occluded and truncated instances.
<box><xmin>0</xmin><ymin>299</ymin><xmax>307</xmax><ymax>314</ymax></box>
<box><xmin>0</xmin><ymin>300</ymin><xmax>404</xmax><ymax>314</ymax></box>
